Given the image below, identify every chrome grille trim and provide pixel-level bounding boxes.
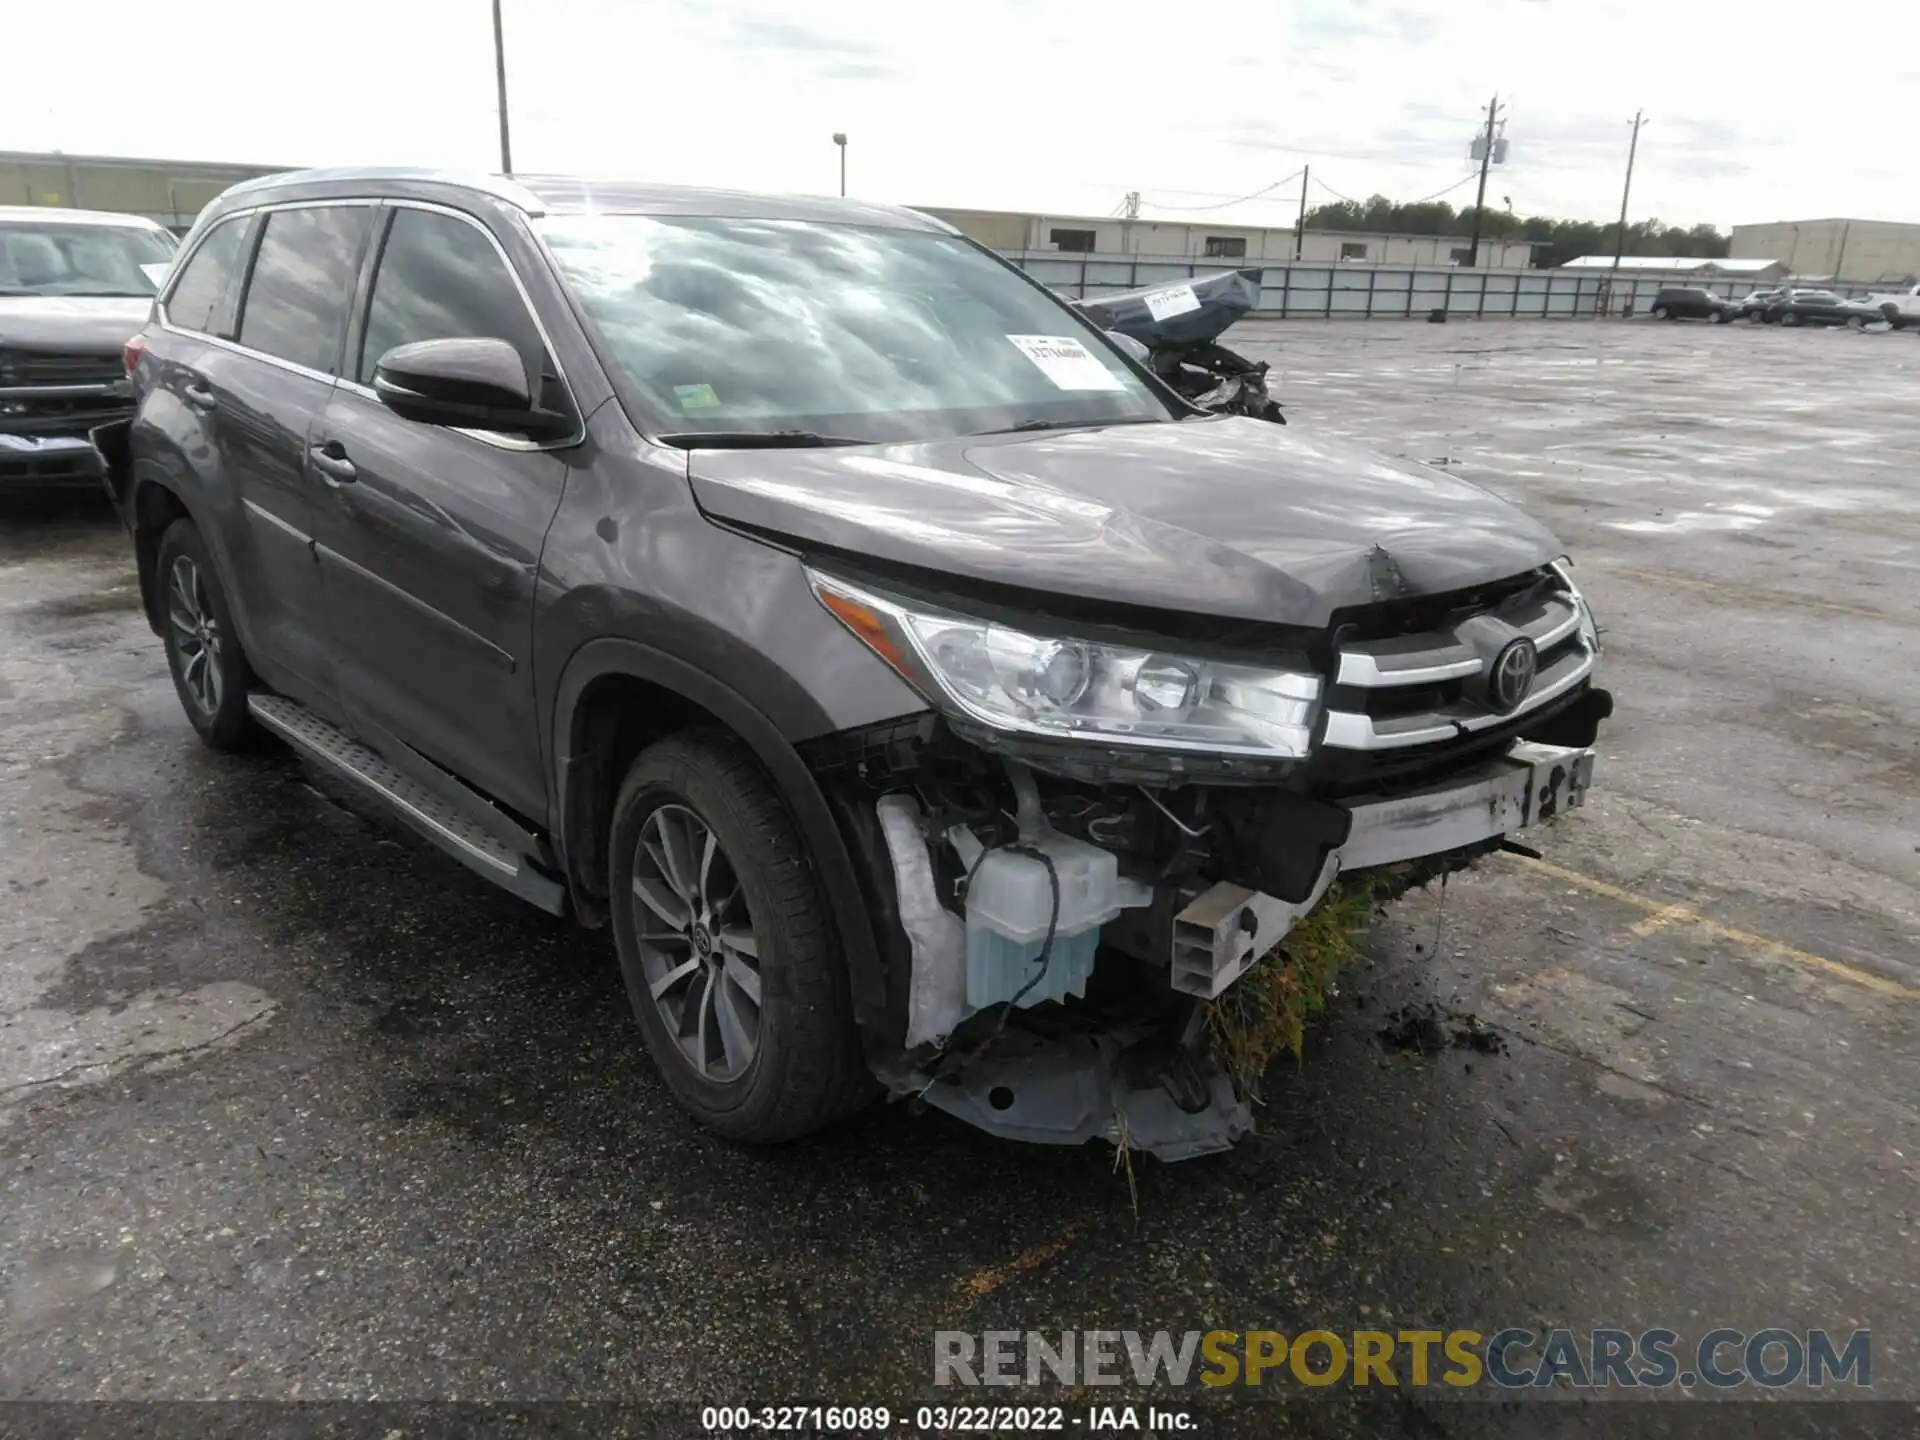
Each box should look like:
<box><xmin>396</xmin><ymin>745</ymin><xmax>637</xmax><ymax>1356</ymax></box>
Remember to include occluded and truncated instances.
<box><xmin>1322</xmin><ymin>573</ymin><xmax>1597</xmax><ymax>751</ymax></box>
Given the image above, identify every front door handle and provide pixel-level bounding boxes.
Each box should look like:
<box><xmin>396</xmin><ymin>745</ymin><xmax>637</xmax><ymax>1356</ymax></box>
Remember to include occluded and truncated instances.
<box><xmin>309</xmin><ymin>441</ymin><xmax>357</xmax><ymax>486</ymax></box>
<box><xmin>182</xmin><ymin>381</ymin><xmax>216</xmax><ymax>412</ymax></box>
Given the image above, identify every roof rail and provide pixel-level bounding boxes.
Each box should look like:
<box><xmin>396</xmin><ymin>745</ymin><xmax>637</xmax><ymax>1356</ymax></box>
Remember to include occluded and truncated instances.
<box><xmin>219</xmin><ymin>167</ymin><xmax>548</xmax><ymax>214</ymax></box>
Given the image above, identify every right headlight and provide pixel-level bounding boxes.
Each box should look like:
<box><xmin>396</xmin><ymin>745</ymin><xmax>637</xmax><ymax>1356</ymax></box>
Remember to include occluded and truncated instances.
<box><xmin>808</xmin><ymin>570</ymin><xmax>1322</xmax><ymax>758</ymax></box>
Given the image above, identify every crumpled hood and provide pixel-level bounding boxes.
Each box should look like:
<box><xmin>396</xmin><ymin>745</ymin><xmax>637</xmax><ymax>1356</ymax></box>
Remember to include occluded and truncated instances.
<box><xmin>688</xmin><ymin>416</ymin><xmax>1563</xmax><ymax>627</ymax></box>
<box><xmin>0</xmin><ymin>296</ymin><xmax>153</xmax><ymax>354</ymax></box>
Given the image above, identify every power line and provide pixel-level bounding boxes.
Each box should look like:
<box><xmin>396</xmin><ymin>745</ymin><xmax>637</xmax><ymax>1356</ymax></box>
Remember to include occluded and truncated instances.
<box><xmin>1141</xmin><ymin>171</ymin><xmax>1304</xmax><ymax>212</ymax></box>
<box><xmin>1408</xmin><ymin>170</ymin><xmax>1483</xmax><ymax>205</ymax></box>
<box><xmin>1310</xmin><ymin>173</ymin><xmax>1359</xmax><ymax>204</ymax></box>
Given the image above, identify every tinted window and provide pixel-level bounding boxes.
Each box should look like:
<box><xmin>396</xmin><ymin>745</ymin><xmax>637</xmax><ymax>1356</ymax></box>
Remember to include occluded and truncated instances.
<box><xmin>165</xmin><ymin>217</ymin><xmax>248</xmax><ymax>334</ymax></box>
<box><xmin>0</xmin><ymin>221</ymin><xmax>174</xmax><ymax>298</ymax></box>
<box><xmin>237</xmin><ymin>206</ymin><xmax>372</xmax><ymax>374</ymax></box>
<box><xmin>357</xmin><ymin>208</ymin><xmax>547</xmax><ymax>390</ymax></box>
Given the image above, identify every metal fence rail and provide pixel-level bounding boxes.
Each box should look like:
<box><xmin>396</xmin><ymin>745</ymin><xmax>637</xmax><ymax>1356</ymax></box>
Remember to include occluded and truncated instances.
<box><xmin>1008</xmin><ymin>251</ymin><xmax>1893</xmax><ymax>319</ymax></box>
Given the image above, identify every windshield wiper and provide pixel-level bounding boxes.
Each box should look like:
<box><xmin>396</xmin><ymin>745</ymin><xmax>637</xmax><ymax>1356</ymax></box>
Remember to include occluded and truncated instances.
<box><xmin>656</xmin><ymin>429</ymin><xmax>870</xmax><ymax>450</ymax></box>
<box><xmin>988</xmin><ymin>416</ymin><xmax>1165</xmax><ymax>435</ymax></box>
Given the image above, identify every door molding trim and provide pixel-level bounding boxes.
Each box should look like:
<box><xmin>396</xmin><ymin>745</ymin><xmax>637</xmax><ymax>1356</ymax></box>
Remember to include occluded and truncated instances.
<box><xmin>314</xmin><ymin>540</ymin><xmax>514</xmax><ymax>672</ymax></box>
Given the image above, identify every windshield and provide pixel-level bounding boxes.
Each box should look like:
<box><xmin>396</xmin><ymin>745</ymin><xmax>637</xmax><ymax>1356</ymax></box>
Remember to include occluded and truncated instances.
<box><xmin>537</xmin><ymin>214</ymin><xmax>1175</xmax><ymax>443</ymax></box>
<box><xmin>0</xmin><ymin>221</ymin><xmax>177</xmax><ymax>298</ymax></box>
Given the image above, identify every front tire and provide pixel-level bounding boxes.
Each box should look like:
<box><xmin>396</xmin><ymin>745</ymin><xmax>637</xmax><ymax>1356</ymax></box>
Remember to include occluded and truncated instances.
<box><xmin>155</xmin><ymin>519</ymin><xmax>258</xmax><ymax>751</ymax></box>
<box><xmin>1780</xmin><ymin>310</ymin><xmax>1799</xmax><ymax>326</ymax></box>
<box><xmin>1710</xmin><ymin>310</ymin><xmax>1728</xmax><ymax>324</ymax></box>
<box><xmin>1651</xmin><ymin>305</ymin><xmax>1669</xmax><ymax>320</ymax></box>
<box><xmin>608</xmin><ymin>729</ymin><xmax>872</xmax><ymax>1142</ymax></box>
<box><xmin>1846</xmin><ymin>315</ymin><xmax>1866</xmax><ymax>330</ymax></box>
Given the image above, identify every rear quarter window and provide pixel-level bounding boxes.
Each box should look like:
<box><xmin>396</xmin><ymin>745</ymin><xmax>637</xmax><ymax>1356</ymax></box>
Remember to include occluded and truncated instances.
<box><xmin>164</xmin><ymin>216</ymin><xmax>249</xmax><ymax>336</ymax></box>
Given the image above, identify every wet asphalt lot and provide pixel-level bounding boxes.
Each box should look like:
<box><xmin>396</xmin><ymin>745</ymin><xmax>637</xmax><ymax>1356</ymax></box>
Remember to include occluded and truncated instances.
<box><xmin>1</xmin><ymin>319</ymin><xmax>1916</xmax><ymax>1437</ymax></box>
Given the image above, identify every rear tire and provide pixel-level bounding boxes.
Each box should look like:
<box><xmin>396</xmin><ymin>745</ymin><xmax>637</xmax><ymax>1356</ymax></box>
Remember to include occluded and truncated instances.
<box><xmin>1847</xmin><ymin>315</ymin><xmax>1866</xmax><ymax>330</ymax></box>
<box><xmin>154</xmin><ymin>519</ymin><xmax>259</xmax><ymax>751</ymax></box>
<box><xmin>1780</xmin><ymin>311</ymin><xmax>1798</xmax><ymax>327</ymax></box>
<box><xmin>607</xmin><ymin>729</ymin><xmax>873</xmax><ymax>1142</ymax></box>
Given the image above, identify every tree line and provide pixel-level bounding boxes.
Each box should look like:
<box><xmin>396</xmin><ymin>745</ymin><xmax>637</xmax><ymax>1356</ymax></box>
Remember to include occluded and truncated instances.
<box><xmin>1300</xmin><ymin>196</ymin><xmax>1730</xmax><ymax>269</ymax></box>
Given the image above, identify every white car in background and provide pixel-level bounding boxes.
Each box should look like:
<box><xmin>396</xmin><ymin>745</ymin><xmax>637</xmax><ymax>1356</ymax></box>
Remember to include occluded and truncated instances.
<box><xmin>1864</xmin><ymin>282</ymin><xmax>1920</xmax><ymax>330</ymax></box>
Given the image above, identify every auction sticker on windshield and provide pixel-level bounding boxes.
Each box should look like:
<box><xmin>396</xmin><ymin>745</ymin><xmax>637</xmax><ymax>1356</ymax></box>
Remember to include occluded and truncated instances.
<box><xmin>1006</xmin><ymin>334</ymin><xmax>1125</xmax><ymax>391</ymax></box>
<box><xmin>1143</xmin><ymin>283</ymin><xmax>1201</xmax><ymax>322</ymax></box>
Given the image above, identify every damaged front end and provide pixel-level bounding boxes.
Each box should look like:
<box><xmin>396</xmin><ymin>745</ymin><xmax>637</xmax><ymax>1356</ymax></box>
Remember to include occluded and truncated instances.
<box><xmin>803</xmin><ymin>561</ymin><xmax>1610</xmax><ymax>1162</ymax></box>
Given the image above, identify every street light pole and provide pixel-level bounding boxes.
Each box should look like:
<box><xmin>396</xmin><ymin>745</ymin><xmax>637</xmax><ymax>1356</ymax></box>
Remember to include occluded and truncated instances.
<box><xmin>492</xmin><ymin>0</ymin><xmax>513</xmax><ymax>174</ymax></box>
<box><xmin>832</xmin><ymin>133</ymin><xmax>847</xmax><ymax>196</ymax></box>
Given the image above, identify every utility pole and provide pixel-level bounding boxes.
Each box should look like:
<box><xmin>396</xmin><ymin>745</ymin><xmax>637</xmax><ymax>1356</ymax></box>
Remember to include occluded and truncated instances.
<box><xmin>491</xmin><ymin>0</ymin><xmax>513</xmax><ymax>174</ymax></box>
<box><xmin>1466</xmin><ymin>95</ymin><xmax>1502</xmax><ymax>268</ymax></box>
<box><xmin>832</xmin><ymin>133</ymin><xmax>848</xmax><ymax>196</ymax></box>
<box><xmin>1294</xmin><ymin>165</ymin><xmax>1310</xmax><ymax>260</ymax></box>
<box><xmin>1607</xmin><ymin>110</ymin><xmax>1647</xmax><ymax>311</ymax></box>
<box><xmin>1121</xmin><ymin>190</ymin><xmax>1140</xmax><ymax>255</ymax></box>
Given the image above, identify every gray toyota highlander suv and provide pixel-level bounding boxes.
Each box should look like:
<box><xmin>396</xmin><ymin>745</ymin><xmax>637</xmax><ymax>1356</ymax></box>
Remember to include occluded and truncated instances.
<box><xmin>101</xmin><ymin>167</ymin><xmax>1611</xmax><ymax>1158</ymax></box>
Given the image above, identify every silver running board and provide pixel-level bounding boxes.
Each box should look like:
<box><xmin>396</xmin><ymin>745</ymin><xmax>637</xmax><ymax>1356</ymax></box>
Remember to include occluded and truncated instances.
<box><xmin>247</xmin><ymin>692</ymin><xmax>566</xmax><ymax>915</ymax></box>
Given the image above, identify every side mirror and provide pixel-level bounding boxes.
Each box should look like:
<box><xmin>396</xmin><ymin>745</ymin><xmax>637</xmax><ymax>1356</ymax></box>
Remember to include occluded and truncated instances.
<box><xmin>372</xmin><ymin>337</ymin><xmax>573</xmax><ymax>439</ymax></box>
<box><xmin>1105</xmin><ymin>330</ymin><xmax>1151</xmax><ymax>363</ymax></box>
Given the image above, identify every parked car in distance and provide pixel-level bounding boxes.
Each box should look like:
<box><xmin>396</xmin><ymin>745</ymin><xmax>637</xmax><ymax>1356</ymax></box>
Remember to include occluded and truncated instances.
<box><xmin>1</xmin><ymin>206</ymin><xmax>177</xmax><ymax>490</ymax></box>
<box><xmin>1864</xmin><ymin>281</ymin><xmax>1920</xmax><ymax>330</ymax></box>
<box><xmin>1648</xmin><ymin>286</ymin><xmax>1735</xmax><ymax>323</ymax></box>
<box><xmin>1732</xmin><ymin>288</ymin><xmax>1788</xmax><ymax>322</ymax></box>
<box><xmin>1764</xmin><ymin>290</ymin><xmax>1880</xmax><ymax>328</ymax></box>
<box><xmin>98</xmin><ymin>168</ymin><xmax>1610</xmax><ymax>1160</ymax></box>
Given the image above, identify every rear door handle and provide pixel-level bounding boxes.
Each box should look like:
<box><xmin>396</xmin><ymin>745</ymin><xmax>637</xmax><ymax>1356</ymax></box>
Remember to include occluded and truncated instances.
<box><xmin>309</xmin><ymin>441</ymin><xmax>357</xmax><ymax>485</ymax></box>
<box><xmin>182</xmin><ymin>381</ymin><xmax>216</xmax><ymax>412</ymax></box>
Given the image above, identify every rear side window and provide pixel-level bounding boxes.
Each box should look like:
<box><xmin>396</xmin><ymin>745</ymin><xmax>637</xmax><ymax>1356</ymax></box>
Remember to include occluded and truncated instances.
<box><xmin>164</xmin><ymin>217</ymin><xmax>248</xmax><ymax>335</ymax></box>
<box><xmin>237</xmin><ymin>206</ymin><xmax>373</xmax><ymax>374</ymax></box>
<box><xmin>356</xmin><ymin>208</ymin><xmax>548</xmax><ymax>390</ymax></box>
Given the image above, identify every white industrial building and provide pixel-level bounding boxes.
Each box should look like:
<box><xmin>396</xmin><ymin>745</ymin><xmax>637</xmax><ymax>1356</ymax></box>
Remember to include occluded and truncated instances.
<box><xmin>1730</xmin><ymin>218</ymin><xmax>1920</xmax><ymax>284</ymax></box>
<box><xmin>919</xmin><ymin>207</ymin><xmax>1540</xmax><ymax>269</ymax></box>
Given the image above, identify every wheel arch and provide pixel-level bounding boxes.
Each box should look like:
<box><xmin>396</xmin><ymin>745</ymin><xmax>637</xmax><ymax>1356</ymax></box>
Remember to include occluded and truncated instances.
<box><xmin>550</xmin><ymin>637</ymin><xmax>889</xmax><ymax>1036</ymax></box>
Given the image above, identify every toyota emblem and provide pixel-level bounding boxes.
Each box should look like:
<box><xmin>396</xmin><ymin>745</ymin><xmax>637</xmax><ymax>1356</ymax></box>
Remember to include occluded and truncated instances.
<box><xmin>1489</xmin><ymin>638</ymin><xmax>1538</xmax><ymax>712</ymax></box>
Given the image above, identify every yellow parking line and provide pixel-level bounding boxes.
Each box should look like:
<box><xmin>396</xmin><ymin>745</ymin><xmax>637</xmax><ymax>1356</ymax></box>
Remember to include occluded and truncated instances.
<box><xmin>955</xmin><ymin>1226</ymin><xmax>1081</xmax><ymax>1304</ymax></box>
<box><xmin>1628</xmin><ymin>902</ymin><xmax>1694</xmax><ymax>939</ymax></box>
<box><xmin>1507</xmin><ymin>855</ymin><xmax>1920</xmax><ymax>1002</ymax></box>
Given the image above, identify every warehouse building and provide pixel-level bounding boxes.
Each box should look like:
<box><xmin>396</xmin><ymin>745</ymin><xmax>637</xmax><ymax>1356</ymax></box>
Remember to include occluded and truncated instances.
<box><xmin>1</xmin><ymin>150</ymin><xmax>288</xmax><ymax>233</ymax></box>
<box><xmin>918</xmin><ymin>207</ymin><xmax>1540</xmax><ymax>268</ymax></box>
<box><xmin>1730</xmin><ymin>218</ymin><xmax>1920</xmax><ymax>284</ymax></box>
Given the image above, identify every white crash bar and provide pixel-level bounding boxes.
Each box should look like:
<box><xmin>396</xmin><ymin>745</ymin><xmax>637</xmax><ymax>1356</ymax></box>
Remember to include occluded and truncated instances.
<box><xmin>1170</xmin><ymin>742</ymin><xmax>1595</xmax><ymax>998</ymax></box>
<box><xmin>1338</xmin><ymin>740</ymin><xmax>1596</xmax><ymax>870</ymax></box>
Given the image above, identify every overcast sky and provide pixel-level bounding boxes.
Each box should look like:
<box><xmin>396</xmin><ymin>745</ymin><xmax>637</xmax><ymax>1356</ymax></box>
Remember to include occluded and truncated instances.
<box><xmin>6</xmin><ymin>0</ymin><xmax>1910</xmax><ymax>230</ymax></box>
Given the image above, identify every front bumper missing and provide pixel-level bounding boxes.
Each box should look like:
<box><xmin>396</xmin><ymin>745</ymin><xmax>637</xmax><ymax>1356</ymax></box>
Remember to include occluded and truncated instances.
<box><xmin>1174</xmin><ymin>740</ymin><xmax>1596</xmax><ymax>998</ymax></box>
<box><xmin>902</xmin><ymin>740</ymin><xmax>1597</xmax><ymax>1162</ymax></box>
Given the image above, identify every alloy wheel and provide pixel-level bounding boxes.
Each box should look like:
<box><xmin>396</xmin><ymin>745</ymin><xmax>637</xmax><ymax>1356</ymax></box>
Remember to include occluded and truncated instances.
<box><xmin>630</xmin><ymin>803</ymin><xmax>764</xmax><ymax>1082</ymax></box>
<box><xmin>166</xmin><ymin>554</ymin><xmax>223</xmax><ymax>716</ymax></box>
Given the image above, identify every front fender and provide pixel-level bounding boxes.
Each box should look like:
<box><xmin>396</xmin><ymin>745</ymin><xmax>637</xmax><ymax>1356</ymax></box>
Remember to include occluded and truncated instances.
<box><xmin>549</xmin><ymin>635</ymin><xmax>896</xmax><ymax>1037</ymax></box>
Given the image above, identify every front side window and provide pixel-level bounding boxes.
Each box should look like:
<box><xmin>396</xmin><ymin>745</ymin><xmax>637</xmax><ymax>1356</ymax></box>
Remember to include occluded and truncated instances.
<box><xmin>357</xmin><ymin>208</ymin><xmax>549</xmax><ymax>391</ymax></box>
<box><xmin>237</xmin><ymin>206</ymin><xmax>372</xmax><ymax>374</ymax></box>
<box><xmin>0</xmin><ymin>220</ymin><xmax>175</xmax><ymax>298</ymax></box>
<box><xmin>164</xmin><ymin>216</ymin><xmax>248</xmax><ymax>335</ymax></box>
<box><xmin>538</xmin><ymin>214</ymin><xmax>1173</xmax><ymax>443</ymax></box>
